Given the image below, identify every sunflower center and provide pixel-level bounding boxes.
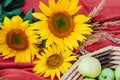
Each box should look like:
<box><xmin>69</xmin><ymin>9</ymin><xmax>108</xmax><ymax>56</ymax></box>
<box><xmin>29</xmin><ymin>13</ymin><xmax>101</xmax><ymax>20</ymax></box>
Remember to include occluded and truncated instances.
<box><xmin>6</xmin><ymin>29</ymin><xmax>29</xmax><ymax>51</ymax></box>
<box><xmin>48</xmin><ymin>12</ymin><xmax>74</xmax><ymax>38</ymax></box>
<box><xmin>47</xmin><ymin>54</ymin><xmax>63</xmax><ymax>69</ymax></box>
<box><xmin>57</xmin><ymin>17</ymin><xmax>66</xmax><ymax>28</ymax></box>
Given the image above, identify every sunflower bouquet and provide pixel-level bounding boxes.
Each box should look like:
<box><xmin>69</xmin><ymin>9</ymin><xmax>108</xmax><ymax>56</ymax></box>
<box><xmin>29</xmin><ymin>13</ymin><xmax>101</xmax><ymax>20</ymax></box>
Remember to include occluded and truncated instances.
<box><xmin>0</xmin><ymin>0</ymin><xmax>120</xmax><ymax>80</ymax></box>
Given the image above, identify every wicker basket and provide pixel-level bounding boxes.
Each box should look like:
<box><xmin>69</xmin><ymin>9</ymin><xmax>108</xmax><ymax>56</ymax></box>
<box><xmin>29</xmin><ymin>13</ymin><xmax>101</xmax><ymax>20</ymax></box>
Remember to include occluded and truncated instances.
<box><xmin>60</xmin><ymin>46</ymin><xmax>120</xmax><ymax>80</ymax></box>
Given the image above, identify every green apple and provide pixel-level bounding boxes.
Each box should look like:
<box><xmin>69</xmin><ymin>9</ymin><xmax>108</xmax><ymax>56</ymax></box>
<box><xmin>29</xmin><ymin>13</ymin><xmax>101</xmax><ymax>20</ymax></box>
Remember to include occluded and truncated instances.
<box><xmin>98</xmin><ymin>68</ymin><xmax>114</xmax><ymax>80</ymax></box>
<box><xmin>115</xmin><ymin>64</ymin><xmax>120</xmax><ymax>80</ymax></box>
<box><xmin>83</xmin><ymin>78</ymin><xmax>96</xmax><ymax>80</ymax></box>
<box><xmin>78</xmin><ymin>56</ymin><xmax>101</xmax><ymax>78</ymax></box>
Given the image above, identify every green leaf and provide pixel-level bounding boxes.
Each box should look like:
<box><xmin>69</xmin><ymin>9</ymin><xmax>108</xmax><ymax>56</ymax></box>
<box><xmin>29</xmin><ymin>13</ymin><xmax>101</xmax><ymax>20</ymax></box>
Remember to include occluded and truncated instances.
<box><xmin>0</xmin><ymin>5</ymin><xmax>2</xmax><ymax>13</ymax></box>
<box><xmin>0</xmin><ymin>0</ymin><xmax>25</xmax><ymax>23</ymax></box>
<box><xmin>4</xmin><ymin>0</ymin><xmax>13</xmax><ymax>7</ymax></box>
<box><xmin>23</xmin><ymin>8</ymin><xmax>34</xmax><ymax>23</ymax></box>
<box><xmin>8</xmin><ymin>9</ymin><xmax>23</xmax><ymax>16</ymax></box>
<box><xmin>3</xmin><ymin>0</ymin><xmax>24</xmax><ymax>11</ymax></box>
<box><xmin>0</xmin><ymin>13</ymin><xmax>4</xmax><ymax>23</ymax></box>
<box><xmin>3</xmin><ymin>9</ymin><xmax>23</xmax><ymax>18</ymax></box>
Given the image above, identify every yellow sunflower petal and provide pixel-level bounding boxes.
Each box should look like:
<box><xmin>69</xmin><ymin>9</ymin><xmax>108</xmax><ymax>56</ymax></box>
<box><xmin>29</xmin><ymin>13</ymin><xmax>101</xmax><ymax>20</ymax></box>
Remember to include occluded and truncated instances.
<box><xmin>36</xmin><ymin>21</ymin><xmax>48</xmax><ymax>33</ymax></box>
<box><xmin>64</xmin><ymin>37</ymin><xmax>73</xmax><ymax>50</ymax></box>
<box><xmin>51</xmin><ymin>44</ymin><xmax>57</xmax><ymax>54</ymax></box>
<box><xmin>25</xmin><ymin>50</ymin><xmax>31</xmax><ymax>62</ymax></box>
<box><xmin>49</xmin><ymin>0</ymin><xmax>55</xmax><ymax>9</ymax></box>
<box><xmin>11</xmin><ymin>16</ymin><xmax>23</xmax><ymax>27</ymax></box>
<box><xmin>1</xmin><ymin>47</ymin><xmax>10</xmax><ymax>56</ymax></box>
<box><xmin>59</xmin><ymin>66</ymin><xmax>64</xmax><ymax>74</ymax></box>
<box><xmin>32</xmin><ymin>13</ymin><xmax>48</xmax><ymax>20</ymax></box>
<box><xmin>62</xmin><ymin>50</ymin><xmax>72</xmax><ymax>58</ymax></box>
<box><xmin>18</xmin><ymin>52</ymin><xmax>26</xmax><ymax>62</ymax></box>
<box><xmin>29</xmin><ymin>22</ymin><xmax>40</xmax><ymax>30</ymax></box>
<box><xmin>72</xmin><ymin>6</ymin><xmax>82</xmax><ymax>15</ymax></box>
<box><xmin>21</xmin><ymin>20</ymin><xmax>29</xmax><ymax>28</ymax></box>
<box><xmin>56</xmin><ymin>44</ymin><xmax>61</xmax><ymax>54</ymax></box>
<box><xmin>0</xmin><ymin>24</ymin><xmax>3</xmax><ymax>28</ymax></box>
<box><xmin>28</xmin><ymin>35</ymin><xmax>39</xmax><ymax>43</ymax></box>
<box><xmin>0</xmin><ymin>33</ymin><xmax>6</xmax><ymax>43</ymax></box>
<box><xmin>40</xmin><ymin>29</ymin><xmax>50</xmax><ymax>39</ymax></box>
<box><xmin>80</xmin><ymin>30</ymin><xmax>92</xmax><ymax>35</ymax></box>
<box><xmin>54</xmin><ymin>0</ymin><xmax>62</xmax><ymax>11</ymax></box>
<box><xmin>3</xmin><ymin>53</ymin><xmax>15</xmax><ymax>59</ymax></box>
<box><xmin>51</xmin><ymin>70</ymin><xmax>55</xmax><ymax>80</ymax></box>
<box><xmin>63</xmin><ymin>62</ymin><xmax>72</xmax><ymax>68</ymax></box>
<box><xmin>68</xmin><ymin>36</ymin><xmax>79</xmax><ymax>48</ymax></box>
<box><xmin>56</xmin><ymin>69</ymin><xmax>60</xmax><ymax>79</ymax></box>
<box><xmin>43</xmin><ymin>49</ymin><xmax>51</xmax><ymax>57</ymax></box>
<box><xmin>34</xmin><ymin>65</ymin><xmax>48</xmax><ymax>74</ymax></box>
<box><xmin>4</xmin><ymin>17</ymin><xmax>12</xmax><ymax>27</ymax></box>
<box><xmin>39</xmin><ymin>2</ymin><xmax>51</xmax><ymax>16</ymax></box>
<box><xmin>34</xmin><ymin>65</ymin><xmax>46</xmax><ymax>74</ymax></box>
<box><xmin>57</xmin><ymin>0</ymin><xmax>70</xmax><ymax>11</ymax></box>
<box><xmin>46</xmin><ymin>39</ymin><xmax>53</xmax><ymax>47</ymax></box>
<box><xmin>57</xmin><ymin>39</ymin><xmax>69</xmax><ymax>50</ymax></box>
<box><xmin>59</xmin><ymin>64</ymin><xmax>68</xmax><ymax>74</ymax></box>
<box><xmin>74</xmin><ymin>15</ymin><xmax>91</xmax><ymax>24</ymax></box>
<box><xmin>41</xmin><ymin>52</ymin><xmax>49</xmax><ymax>59</ymax></box>
<box><xmin>74</xmin><ymin>24</ymin><xmax>93</xmax><ymax>32</ymax></box>
<box><xmin>65</xmin><ymin>56</ymin><xmax>77</xmax><ymax>61</ymax></box>
<box><xmin>48</xmin><ymin>45</ymin><xmax>53</xmax><ymax>54</ymax></box>
<box><xmin>44</xmin><ymin>69</ymin><xmax>51</xmax><ymax>77</ymax></box>
<box><xmin>15</xmin><ymin>53</ymin><xmax>21</xmax><ymax>62</ymax></box>
<box><xmin>63</xmin><ymin>0</ymin><xmax>70</xmax><ymax>11</ymax></box>
<box><xmin>71</xmin><ymin>32</ymin><xmax>87</xmax><ymax>42</ymax></box>
<box><xmin>67</xmin><ymin>0</ymin><xmax>79</xmax><ymax>15</ymax></box>
<box><xmin>29</xmin><ymin>45</ymin><xmax>39</xmax><ymax>56</ymax></box>
<box><xmin>63</xmin><ymin>63</ymin><xmax>70</xmax><ymax>71</ymax></box>
<box><xmin>0</xmin><ymin>44</ymin><xmax>9</xmax><ymax>53</ymax></box>
<box><xmin>34</xmin><ymin>60</ymin><xmax>46</xmax><ymax>66</ymax></box>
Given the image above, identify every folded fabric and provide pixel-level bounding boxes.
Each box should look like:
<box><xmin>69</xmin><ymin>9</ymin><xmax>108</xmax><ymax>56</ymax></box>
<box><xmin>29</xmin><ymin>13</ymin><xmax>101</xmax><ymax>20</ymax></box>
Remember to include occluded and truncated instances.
<box><xmin>79</xmin><ymin>0</ymin><xmax>120</xmax><ymax>22</ymax></box>
<box><xmin>1</xmin><ymin>0</ymin><xmax>120</xmax><ymax>80</ymax></box>
<box><xmin>0</xmin><ymin>69</ymin><xmax>49</xmax><ymax>80</ymax></box>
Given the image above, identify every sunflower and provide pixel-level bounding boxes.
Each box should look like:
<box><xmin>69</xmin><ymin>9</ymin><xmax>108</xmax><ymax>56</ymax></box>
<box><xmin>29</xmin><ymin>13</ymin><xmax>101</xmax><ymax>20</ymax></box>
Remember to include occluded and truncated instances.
<box><xmin>32</xmin><ymin>0</ymin><xmax>93</xmax><ymax>50</ymax></box>
<box><xmin>33</xmin><ymin>44</ymin><xmax>76</xmax><ymax>80</ymax></box>
<box><xmin>0</xmin><ymin>16</ymin><xmax>40</xmax><ymax>62</ymax></box>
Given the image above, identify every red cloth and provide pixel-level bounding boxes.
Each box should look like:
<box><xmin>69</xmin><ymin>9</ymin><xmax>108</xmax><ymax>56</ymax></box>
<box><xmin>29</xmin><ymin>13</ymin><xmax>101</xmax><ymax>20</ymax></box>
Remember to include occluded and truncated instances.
<box><xmin>1</xmin><ymin>0</ymin><xmax>120</xmax><ymax>80</ymax></box>
<box><xmin>0</xmin><ymin>69</ymin><xmax>45</xmax><ymax>80</ymax></box>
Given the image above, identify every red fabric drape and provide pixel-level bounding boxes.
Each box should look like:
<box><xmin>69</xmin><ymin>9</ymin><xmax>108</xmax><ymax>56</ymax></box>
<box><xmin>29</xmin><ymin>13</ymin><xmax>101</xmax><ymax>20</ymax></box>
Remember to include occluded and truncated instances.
<box><xmin>1</xmin><ymin>0</ymin><xmax>120</xmax><ymax>80</ymax></box>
